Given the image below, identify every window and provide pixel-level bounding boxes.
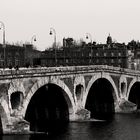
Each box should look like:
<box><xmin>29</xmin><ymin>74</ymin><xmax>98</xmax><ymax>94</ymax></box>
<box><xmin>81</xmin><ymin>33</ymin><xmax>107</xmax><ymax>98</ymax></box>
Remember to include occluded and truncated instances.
<box><xmin>96</xmin><ymin>59</ymin><xmax>99</xmax><ymax>63</ymax></box>
<box><xmin>89</xmin><ymin>52</ymin><xmax>91</xmax><ymax>57</ymax></box>
<box><xmin>118</xmin><ymin>59</ymin><xmax>121</xmax><ymax>63</ymax></box>
<box><xmin>96</xmin><ymin>53</ymin><xmax>99</xmax><ymax>56</ymax></box>
<box><xmin>66</xmin><ymin>59</ymin><xmax>68</xmax><ymax>63</ymax></box>
<box><xmin>0</xmin><ymin>53</ymin><xmax>4</xmax><ymax>59</ymax></box>
<box><xmin>8</xmin><ymin>52</ymin><xmax>11</xmax><ymax>57</ymax></box>
<box><xmin>118</xmin><ymin>52</ymin><xmax>121</xmax><ymax>56</ymax></box>
<box><xmin>0</xmin><ymin>53</ymin><xmax>2</xmax><ymax>59</ymax></box>
<box><xmin>111</xmin><ymin>59</ymin><xmax>114</xmax><ymax>63</ymax></box>
<box><xmin>8</xmin><ymin>60</ymin><xmax>12</xmax><ymax>66</ymax></box>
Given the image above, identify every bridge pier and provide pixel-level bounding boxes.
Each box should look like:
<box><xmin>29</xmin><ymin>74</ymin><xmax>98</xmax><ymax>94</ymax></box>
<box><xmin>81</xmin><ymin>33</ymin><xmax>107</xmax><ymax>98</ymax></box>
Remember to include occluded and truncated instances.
<box><xmin>115</xmin><ymin>98</ymin><xmax>137</xmax><ymax>113</ymax></box>
<box><xmin>75</xmin><ymin>109</ymin><xmax>91</xmax><ymax>120</ymax></box>
<box><xmin>4</xmin><ymin>117</ymin><xmax>29</xmax><ymax>134</ymax></box>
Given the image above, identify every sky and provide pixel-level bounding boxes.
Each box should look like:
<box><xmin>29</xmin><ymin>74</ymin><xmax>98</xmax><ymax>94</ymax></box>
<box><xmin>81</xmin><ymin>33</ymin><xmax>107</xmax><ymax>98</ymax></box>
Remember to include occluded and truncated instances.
<box><xmin>0</xmin><ymin>0</ymin><xmax>140</xmax><ymax>50</ymax></box>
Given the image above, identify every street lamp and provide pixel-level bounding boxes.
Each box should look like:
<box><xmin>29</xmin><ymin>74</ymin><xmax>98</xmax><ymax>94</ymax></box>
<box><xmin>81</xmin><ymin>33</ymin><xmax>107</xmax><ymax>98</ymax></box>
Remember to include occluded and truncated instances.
<box><xmin>86</xmin><ymin>33</ymin><xmax>92</xmax><ymax>64</ymax></box>
<box><xmin>134</xmin><ymin>62</ymin><xmax>137</xmax><ymax>70</ymax></box>
<box><xmin>49</xmin><ymin>27</ymin><xmax>57</xmax><ymax>66</ymax></box>
<box><xmin>0</xmin><ymin>21</ymin><xmax>5</xmax><ymax>69</ymax></box>
<box><xmin>86</xmin><ymin>33</ymin><xmax>92</xmax><ymax>44</ymax></box>
<box><xmin>31</xmin><ymin>35</ymin><xmax>36</xmax><ymax>45</ymax></box>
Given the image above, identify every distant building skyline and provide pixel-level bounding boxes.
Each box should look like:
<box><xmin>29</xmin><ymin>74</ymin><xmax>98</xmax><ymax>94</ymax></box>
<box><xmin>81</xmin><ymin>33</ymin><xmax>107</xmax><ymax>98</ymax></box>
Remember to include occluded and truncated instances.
<box><xmin>0</xmin><ymin>0</ymin><xmax>140</xmax><ymax>51</ymax></box>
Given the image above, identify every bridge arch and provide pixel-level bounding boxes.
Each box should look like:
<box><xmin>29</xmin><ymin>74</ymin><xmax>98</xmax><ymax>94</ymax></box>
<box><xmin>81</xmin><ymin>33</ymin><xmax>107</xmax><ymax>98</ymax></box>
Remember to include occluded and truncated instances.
<box><xmin>22</xmin><ymin>77</ymin><xmax>75</xmax><ymax>116</ymax></box>
<box><xmin>127</xmin><ymin>78</ymin><xmax>138</xmax><ymax>99</ymax></box>
<box><xmin>8</xmin><ymin>80</ymin><xmax>25</xmax><ymax>96</ymax></box>
<box><xmin>83</xmin><ymin>72</ymin><xmax>119</xmax><ymax>120</ymax></box>
<box><xmin>21</xmin><ymin>77</ymin><xmax>75</xmax><ymax>121</ymax></box>
<box><xmin>8</xmin><ymin>80</ymin><xmax>25</xmax><ymax>111</ymax></box>
<box><xmin>127</xmin><ymin>78</ymin><xmax>140</xmax><ymax>109</ymax></box>
<box><xmin>10</xmin><ymin>91</ymin><xmax>24</xmax><ymax>110</ymax></box>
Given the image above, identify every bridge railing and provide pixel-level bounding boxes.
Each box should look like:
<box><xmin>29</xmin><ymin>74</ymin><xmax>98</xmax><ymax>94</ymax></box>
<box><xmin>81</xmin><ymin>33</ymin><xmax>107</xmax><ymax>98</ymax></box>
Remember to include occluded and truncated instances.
<box><xmin>0</xmin><ymin>65</ymin><xmax>139</xmax><ymax>77</ymax></box>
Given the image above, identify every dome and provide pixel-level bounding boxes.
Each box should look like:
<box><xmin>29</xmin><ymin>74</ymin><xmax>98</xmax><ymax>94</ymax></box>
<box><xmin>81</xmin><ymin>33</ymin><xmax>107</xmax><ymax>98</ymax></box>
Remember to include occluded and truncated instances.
<box><xmin>106</xmin><ymin>34</ymin><xmax>112</xmax><ymax>45</ymax></box>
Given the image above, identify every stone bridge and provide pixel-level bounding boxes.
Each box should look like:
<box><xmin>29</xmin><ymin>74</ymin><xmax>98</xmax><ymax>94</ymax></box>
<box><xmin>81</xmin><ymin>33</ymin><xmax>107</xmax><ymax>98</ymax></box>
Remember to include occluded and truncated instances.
<box><xmin>0</xmin><ymin>65</ymin><xmax>140</xmax><ymax>134</ymax></box>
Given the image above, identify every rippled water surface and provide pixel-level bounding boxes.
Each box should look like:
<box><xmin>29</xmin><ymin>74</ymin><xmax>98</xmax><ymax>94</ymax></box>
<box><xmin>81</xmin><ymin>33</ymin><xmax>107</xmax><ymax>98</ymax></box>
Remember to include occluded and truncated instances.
<box><xmin>2</xmin><ymin>114</ymin><xmax>140</xmax><ymax>140</ymax></box>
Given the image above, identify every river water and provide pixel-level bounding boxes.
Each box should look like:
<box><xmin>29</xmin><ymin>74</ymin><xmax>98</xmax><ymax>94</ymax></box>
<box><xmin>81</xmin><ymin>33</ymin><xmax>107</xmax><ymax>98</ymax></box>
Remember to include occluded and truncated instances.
<box><xmin>2</xmin><ymin>114</ymin><xmax>140</xmax><ymax>140</ymax></box>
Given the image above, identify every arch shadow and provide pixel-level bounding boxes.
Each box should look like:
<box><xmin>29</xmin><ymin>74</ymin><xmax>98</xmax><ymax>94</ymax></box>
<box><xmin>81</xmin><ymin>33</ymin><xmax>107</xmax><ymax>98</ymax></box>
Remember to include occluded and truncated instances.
<box><xmin>84</xmin><ymin>73</ymin><xmax>118</xmax><ymax>120</ymax></box>
<box><xmin>24</xmin><ymin>82</ymin><xmax>74</xmax><ymax>133</ymax></box>
<box><xmin>128</xmin><ymin>81</ymin><xmax>140</xmax><ymax>110</ymax></box>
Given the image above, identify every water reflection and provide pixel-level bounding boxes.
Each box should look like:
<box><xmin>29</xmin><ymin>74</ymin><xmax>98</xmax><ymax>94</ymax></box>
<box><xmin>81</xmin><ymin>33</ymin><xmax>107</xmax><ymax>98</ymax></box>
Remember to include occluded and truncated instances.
<box><xmin>2</xmin><ymin>135</ymin><xmax>30</xmax><ymax>140</ymax></box>
<box><xmin>2</xmin><ymin>114</ymin><xmax>140</xmax><ymax>140</ymax></box>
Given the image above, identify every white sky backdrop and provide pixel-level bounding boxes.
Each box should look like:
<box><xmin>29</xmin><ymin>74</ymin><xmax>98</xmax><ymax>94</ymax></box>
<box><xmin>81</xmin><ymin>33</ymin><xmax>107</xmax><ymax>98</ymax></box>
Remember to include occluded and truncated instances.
<box><xmin>0</xmin><ymin>0</ymin><xmax>140</xmax><ymax>50</ymax></box>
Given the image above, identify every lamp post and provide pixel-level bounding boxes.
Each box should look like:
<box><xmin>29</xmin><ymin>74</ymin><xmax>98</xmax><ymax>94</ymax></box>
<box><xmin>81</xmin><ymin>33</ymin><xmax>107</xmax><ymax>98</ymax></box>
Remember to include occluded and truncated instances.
<box><xmin>31</xmin><ymin>35</ymin><xmax>36</xmax><ymax>45</ymax></box>
<box><xmin>86</xmin><ymin>33</ymin><xmax>92</xmax><ymax>64</ymax></box>
<box><xmin>86</xmin><ymin>33</ymin><xmax>92</xmax><ymax>44</ymax></box>
<box><xmin>134</xmin><ymin>62</ymin><xmax>137</xmax><ymax>70</ymax></box>
<box><xmin>50</xmin><ymin>27</ymin><xmax>57</xmax><ymax>66</ymax></box>
<box><xmin>0</xmin><ymin>21</ymin><xmax>5</xmax><ymax>69</ymax></box>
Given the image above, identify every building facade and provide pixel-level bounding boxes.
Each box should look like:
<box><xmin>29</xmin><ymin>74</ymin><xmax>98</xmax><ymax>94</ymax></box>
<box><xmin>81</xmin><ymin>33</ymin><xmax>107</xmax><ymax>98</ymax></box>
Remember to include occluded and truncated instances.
<box><xmin>0</xmin><ymin>44</ymin><xmax>41</xmax><ymax>68</ymax></box>
<box><xmin>36</xmin><ymin>35</ymin><xmax>130</xmax><ymax>68</ymax></box>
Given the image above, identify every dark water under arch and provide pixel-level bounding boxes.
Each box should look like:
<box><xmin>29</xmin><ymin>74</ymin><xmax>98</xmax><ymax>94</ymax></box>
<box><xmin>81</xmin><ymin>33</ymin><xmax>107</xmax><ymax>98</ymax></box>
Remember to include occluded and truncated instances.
<box><xmin>85</xmin><ymin>78</ymin><xmax>115</xmax><ymax>120</ymax></box>
<box><xmin>128</xmin><ymin>82</ymin><xmax>140</xmax><ymax>109</ymax></box>
<box><xmin>2</xmin><ymin>114</ymin><xmax>140</xmax><ymax>140</ymax></box>
<box><xmin>25</xmin><ymin>83</ymin><xmax>69</xmax><ymax>133</ymax></box>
